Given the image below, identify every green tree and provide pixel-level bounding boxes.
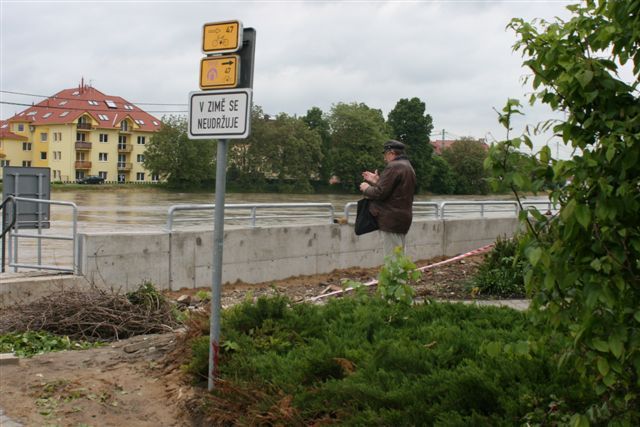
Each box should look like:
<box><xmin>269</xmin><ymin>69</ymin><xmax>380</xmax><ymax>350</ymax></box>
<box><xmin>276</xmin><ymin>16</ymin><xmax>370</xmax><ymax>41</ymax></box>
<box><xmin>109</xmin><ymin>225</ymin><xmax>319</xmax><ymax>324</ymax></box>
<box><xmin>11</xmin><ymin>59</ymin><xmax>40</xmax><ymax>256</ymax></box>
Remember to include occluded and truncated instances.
<box><xmin>442</xmin><ymin>137</ymin><xmax>489</xmax><ymax>194</ymax></box>
<box><xmin>428</xmin><ymin>155</ymin><xmax>456</xmax><ymax>194</ymax></box>
<box><xmin>143</xmin><ymin>115</ymin><xmax>216</xmax><ymax>189</ymax></box>
<box><xmin>303</xmin><ymin>107</ymin><xmax>332</xmax><ymax>182</ymax></box>
<box><xmin>328</xmin><ymin>102</ymin><xmax>390</xmax><ymax>191</ymax></box>
<box><xmin>486</xmin><ymin>1</ymin><xmax>640</xmax><ymax>422</ymax></box>
<box><xmin>387</xmin><ymin>97</ymin><xmax>434</xmax><ymax>192</ymax></box>
<box><xmin>229</xmin><ymin>107</ymin><xmax>322</xmax><ymax>192</ymax></box>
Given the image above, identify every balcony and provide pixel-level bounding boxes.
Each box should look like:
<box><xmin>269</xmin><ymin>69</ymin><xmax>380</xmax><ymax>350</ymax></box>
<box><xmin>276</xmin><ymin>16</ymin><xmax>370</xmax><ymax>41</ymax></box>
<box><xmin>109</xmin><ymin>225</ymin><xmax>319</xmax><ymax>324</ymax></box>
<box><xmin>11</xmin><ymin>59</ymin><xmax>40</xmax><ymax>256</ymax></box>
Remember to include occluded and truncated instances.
<box><xmin>119</xmin><ymin>127</ymin><xmax>131</xmax><ymax>135</ymax></box>
<box><xmin>77</xmin><ymin>122</ymin><xmax>93</xmax><ymax>131</ymax></box>
<box><xmin>75</xmin><ymin>141</ymin><xmax>93</xmax><ymax>150</ymax></box>
<box><xmin>75</xmin><ymin>161</ymin><xmax>92</xmax><ymax>169</ymax></box>
<box><xmin>118</xmin><ymin>144</ymin><xmax>133</xmax><ymax>153</ymax></box>
<box><xmin>117</xmin><ymin>162</ymin><xmax>132</xmax><ymax>171</ymax></box>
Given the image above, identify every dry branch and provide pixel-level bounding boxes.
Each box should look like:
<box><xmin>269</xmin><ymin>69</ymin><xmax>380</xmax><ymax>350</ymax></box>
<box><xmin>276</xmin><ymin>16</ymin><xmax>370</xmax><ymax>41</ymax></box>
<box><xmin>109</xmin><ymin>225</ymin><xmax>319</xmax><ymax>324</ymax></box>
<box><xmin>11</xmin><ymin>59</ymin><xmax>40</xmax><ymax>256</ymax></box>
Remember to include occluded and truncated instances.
<box><xmin>0</xmin><ymin>286</ymin><xmax>178</xmax><ymax>341</ymax></box>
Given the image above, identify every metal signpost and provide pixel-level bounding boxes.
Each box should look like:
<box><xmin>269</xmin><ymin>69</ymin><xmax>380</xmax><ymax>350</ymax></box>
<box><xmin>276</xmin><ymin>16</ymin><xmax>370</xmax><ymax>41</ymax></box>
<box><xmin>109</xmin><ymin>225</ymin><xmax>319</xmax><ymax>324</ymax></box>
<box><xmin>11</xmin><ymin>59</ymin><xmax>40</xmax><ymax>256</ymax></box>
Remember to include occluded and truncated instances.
<box><xmin>189</xmin><ymin>19</ymin><xmax>255</xmax><ymax>391</ymax></box>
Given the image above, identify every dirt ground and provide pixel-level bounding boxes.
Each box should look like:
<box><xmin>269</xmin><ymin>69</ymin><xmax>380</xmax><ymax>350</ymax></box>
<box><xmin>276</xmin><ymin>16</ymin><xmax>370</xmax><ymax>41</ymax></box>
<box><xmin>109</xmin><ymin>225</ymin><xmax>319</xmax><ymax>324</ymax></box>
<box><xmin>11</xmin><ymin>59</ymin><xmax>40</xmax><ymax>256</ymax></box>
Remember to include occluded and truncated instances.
<box><xmin>0</xmin><ymin>253</ymin><xmax>487</xmax><ymax>426</ymax></box>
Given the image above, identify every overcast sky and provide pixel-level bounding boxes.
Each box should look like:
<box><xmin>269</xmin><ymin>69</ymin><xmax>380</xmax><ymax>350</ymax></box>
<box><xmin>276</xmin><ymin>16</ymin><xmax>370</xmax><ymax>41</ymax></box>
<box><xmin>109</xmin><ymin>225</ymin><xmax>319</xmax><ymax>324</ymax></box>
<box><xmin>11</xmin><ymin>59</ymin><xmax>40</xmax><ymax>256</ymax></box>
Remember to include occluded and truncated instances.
<box><xmin>0</xmin><ymin>0</ymin><xmax>576</xmax><ymax>157</ymax></box>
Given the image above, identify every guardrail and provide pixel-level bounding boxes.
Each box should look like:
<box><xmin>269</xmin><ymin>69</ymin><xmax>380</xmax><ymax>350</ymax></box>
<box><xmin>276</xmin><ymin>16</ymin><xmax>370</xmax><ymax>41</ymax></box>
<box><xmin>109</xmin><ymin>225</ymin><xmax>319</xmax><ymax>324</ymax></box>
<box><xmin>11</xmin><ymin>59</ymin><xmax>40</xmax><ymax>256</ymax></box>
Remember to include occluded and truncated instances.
<box><xmin>166</xmin><ymin>203</ymin><xmax>335</xmax><ymax>231</ymax></box>
<box><xmin>6</xmin><ymin>196</ymin><xmax>78</xmax><ymax>273</ymax></box>
<box><xmin>343</xmin><ymin>200</ymin><xmax>558</xmax><ymax>223</ymax></box>
<box><xmin>343</xmin><ymin>201</ymin><xmax>440</xmax><ymax>223</ymax></box>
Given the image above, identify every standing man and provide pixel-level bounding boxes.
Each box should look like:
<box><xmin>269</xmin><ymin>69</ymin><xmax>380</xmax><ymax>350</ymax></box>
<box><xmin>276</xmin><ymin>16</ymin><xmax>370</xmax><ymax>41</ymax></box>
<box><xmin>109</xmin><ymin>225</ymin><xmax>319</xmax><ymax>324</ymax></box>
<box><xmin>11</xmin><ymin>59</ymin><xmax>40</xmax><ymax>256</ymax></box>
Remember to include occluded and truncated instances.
<box><xmin>359</xmin><ymin>140</ymin><xmax>417</xmax><ymax>258</ymax></box>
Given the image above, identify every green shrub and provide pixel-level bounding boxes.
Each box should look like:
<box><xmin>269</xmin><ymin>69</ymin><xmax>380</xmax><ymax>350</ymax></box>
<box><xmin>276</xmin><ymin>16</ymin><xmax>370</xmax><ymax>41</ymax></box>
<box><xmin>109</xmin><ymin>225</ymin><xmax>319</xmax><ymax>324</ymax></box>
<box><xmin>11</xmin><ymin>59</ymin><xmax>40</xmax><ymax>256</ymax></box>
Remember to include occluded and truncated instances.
<box><xmin>469</xmin><ymin>235</ymin><xmax>527</xmax><ymax>297</ymax></box>
<box><xmin>184</xmin><ymin>296</ymin><xmax>594</xmax><ymax>424</ymax></box>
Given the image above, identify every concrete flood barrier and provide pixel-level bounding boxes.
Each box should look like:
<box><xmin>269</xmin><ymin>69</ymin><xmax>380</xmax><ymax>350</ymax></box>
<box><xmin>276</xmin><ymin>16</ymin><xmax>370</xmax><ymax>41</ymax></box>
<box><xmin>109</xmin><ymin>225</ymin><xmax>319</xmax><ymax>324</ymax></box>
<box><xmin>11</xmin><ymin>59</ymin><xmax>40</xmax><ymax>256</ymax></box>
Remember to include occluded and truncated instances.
<box><xmin>1</xmin><ymin>217</ymin><xmax>519</xmax><ymax>306</ymax></box>
<box><xmin>75</xmin><ymin>217</ymin><xmax>519</xmax><ymax>293</ymax></box>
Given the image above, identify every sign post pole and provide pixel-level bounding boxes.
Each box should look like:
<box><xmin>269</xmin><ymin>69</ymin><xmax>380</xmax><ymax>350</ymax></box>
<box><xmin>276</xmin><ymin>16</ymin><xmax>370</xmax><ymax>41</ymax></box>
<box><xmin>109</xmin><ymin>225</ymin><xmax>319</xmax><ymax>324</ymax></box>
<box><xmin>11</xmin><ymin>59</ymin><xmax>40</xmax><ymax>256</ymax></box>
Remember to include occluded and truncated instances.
<box><xmin>208</xmin><ymin>138</ymin><xmax>228</xmax><ymax>391</ymax></box>
<box><xmin>190</xmin><ymin>19</ymin><xmax>255</xmax><ymax>392</ymax></box>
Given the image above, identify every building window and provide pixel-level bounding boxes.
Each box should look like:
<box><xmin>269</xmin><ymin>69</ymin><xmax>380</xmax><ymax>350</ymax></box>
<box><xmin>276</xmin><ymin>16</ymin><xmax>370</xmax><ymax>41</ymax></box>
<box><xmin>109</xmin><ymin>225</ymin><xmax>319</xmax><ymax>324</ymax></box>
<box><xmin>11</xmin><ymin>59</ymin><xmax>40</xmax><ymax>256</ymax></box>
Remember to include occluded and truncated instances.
<box><xmin>120</xmin><ymin>120</ymin><xmax>129</xmax><ymax>131</ymax></box>
<box><xmin>53</xmin><ymin>151</ymin><xmax>62</xmax><ymax>160</ymax></box>
<box><xmin>99</xmin><ymin>153</ymin><xmax>108</xmax><ymax>162</ymax></box>
<box><xmin>76</xmin><ymin>132</ymin><xmax>86</xmax><ymax>142</ymax></box>
<box><xmin>136</xmin><ymin>172</ymin><xmax>145</xmax><ymax>181</ymax></box>
<box><xmin>17</xmin><ymin>124</ymin><xmax>24</xmax><ymax>132</ymax></box>
<box><xmin>98</xmin><ymin>114</ymin><xmax>109</xmax><ymax>121</ymax></box>
<box><xmin>40</xmin><ymin>132</ymin><xmax>48</xmax><ymax>142</ymax></box>
<box><xmin>22</xmin><ymin>142</ymin><xmax>32</xmax><ymax>151</ymax></box>
<box><xmin>99</xmin><ymin>134</ymin><xmax>109</xmax><ymax>143</ymax></box>
<box><xmin>137</xmin><ymin>136</ymin><xmax>146</xmax><ymax>145</ymax></box>
<box><xmin>118</xmin><ymin>135</ymin><xmax>127</xmax><ymax>144</ymax></box>
<box><xmin>99</xmin><ymin>171</ymin><xmax>108</xmax><ymax>180</ymax></box>
<box><xmin>53</xmin><ymin>132</ymin><xmax>62</xmax><ymax>142</ymax></box>
<box><xmin>0</xmin><ymin>160</ymin><xmax>10</xmax><ymax>167</ymax></box>
<box><xmin>22</xmin><ymin>161</ymin><xmax>32</xmax><ymax>167</ymax></box>
<box><xmin>136</xmin><ymin>154</ymin><xmax>145</xmax><ymax>163</ymax></box>
<box><xmin>151</xmin><ymin>173</ymin><xmax>159</xmax><ymax>182</ymax></box>
<box><xmin>40</xmin><ymin>152</ymin><xmax>47</xmax><ymax>160</ymax></box>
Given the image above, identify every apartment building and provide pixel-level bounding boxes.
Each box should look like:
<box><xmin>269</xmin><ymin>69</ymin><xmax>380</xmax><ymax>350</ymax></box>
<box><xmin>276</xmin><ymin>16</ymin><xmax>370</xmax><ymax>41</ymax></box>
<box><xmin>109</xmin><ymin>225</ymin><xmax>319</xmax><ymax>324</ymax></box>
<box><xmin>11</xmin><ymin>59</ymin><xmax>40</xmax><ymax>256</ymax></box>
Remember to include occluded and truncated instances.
<box><xmin>0</xmin><ymin>82</ymin><xmax>162</xmax><ymax>183</ymax></box>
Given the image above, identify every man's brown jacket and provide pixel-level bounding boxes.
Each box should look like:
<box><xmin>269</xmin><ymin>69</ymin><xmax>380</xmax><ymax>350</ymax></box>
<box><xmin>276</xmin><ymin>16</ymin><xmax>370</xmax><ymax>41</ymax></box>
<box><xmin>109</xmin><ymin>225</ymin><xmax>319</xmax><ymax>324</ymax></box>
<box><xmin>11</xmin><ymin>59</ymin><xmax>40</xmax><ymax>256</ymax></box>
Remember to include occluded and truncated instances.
<box><xmin>363</xmin><ymin>156</ymin><xmax>416</xmax><ymax>234</ymax></box>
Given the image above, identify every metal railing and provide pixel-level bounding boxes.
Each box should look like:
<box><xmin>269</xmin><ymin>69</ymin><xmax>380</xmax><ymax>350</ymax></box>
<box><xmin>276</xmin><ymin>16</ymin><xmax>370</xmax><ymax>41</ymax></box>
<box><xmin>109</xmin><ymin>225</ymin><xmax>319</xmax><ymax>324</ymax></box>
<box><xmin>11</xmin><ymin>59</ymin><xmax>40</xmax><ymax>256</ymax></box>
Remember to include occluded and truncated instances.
<box><xmin>5</xmin><ymin>196</ymin><xmax>78</xmax><ymax>273</ymax></box>
<box><xmin>343</xmin><ymin>201</ymin><xmax>440</xmax><ymax>223</ymax></box>
<box><xmin>166</xmin><ymin>203</ymin><xmax>335</xmax><ymax>231</ymax></box>
<box><xmin>342</xmin><ymin>200</ymin><xmax>558</xmax><ymax>223</ymax></box>
<box><xmin>1</xmin><ymin>196</ymin><xmax>17</xmax><ymax>273</ymax></box>
<box><xmin>439</xmin><ymin>200</ymin><xmax>519</xmax><ymax>218</ymax></box>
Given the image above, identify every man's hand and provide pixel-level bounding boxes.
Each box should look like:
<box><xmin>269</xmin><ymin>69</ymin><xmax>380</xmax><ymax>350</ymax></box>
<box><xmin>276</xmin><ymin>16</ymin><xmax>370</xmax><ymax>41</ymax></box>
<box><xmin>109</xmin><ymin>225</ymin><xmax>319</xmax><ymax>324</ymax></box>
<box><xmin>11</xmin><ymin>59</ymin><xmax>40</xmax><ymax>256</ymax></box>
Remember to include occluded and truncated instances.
<box><xmin>362</xmin><ymin>170</ymin><xmax>379</xmax><ymax>184</ymax></box>
<box><xmin>359</xmin><ymin>182</ymin><xmax>370</xmax><ymax>192</ymax></box>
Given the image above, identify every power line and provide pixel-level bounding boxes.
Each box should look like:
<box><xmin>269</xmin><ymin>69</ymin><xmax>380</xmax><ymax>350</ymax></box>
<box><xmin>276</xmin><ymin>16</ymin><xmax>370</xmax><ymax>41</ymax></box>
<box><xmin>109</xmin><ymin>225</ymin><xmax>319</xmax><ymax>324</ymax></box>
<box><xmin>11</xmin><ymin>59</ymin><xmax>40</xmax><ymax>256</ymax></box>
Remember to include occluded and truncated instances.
<box><xmin>0</xmin><ymin>89</ymin><xmax>187</xmax><ymax>107</ymax></box>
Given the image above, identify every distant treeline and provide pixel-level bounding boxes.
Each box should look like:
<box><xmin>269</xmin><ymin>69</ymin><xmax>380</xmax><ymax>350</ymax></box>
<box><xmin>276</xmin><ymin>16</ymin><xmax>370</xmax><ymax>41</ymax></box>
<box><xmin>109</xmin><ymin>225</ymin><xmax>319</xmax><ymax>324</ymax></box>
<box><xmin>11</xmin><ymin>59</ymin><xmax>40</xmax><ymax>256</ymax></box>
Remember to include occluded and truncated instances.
<box><xmin>144</xmin><ymin>98</ymin><xmax>537</xmax><ymax>194</ymax></box>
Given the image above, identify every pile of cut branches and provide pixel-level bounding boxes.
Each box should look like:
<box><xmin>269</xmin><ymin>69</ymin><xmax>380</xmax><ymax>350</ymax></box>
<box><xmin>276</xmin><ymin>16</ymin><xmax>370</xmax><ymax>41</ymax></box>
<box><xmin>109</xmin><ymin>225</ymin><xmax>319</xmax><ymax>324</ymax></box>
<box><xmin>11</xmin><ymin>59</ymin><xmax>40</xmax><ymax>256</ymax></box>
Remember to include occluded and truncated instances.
<box><xmin>0</xmin><ymin>284</ymin><xmax>179</xmax><ymax>341</ymax></box>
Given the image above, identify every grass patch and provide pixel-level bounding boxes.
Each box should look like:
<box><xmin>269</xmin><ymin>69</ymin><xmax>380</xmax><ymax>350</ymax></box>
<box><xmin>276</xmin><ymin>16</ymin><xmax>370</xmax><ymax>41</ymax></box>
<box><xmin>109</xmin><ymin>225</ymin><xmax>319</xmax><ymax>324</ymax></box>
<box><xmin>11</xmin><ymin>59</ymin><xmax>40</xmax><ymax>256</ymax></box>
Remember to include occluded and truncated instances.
<box><xmin>184</xmin><ymin>296</ymin><xmax>594</xmax><ymax>425</ymax></box>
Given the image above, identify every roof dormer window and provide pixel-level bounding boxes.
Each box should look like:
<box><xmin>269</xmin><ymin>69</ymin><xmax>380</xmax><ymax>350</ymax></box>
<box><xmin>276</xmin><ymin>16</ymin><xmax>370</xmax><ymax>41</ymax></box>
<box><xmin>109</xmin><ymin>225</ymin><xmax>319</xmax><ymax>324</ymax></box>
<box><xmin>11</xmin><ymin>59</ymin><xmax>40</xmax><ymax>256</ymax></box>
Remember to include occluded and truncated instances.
<box><xmin>60</xmin><ymin>111</ymin><xmax>69</xmax><ymax>117</ymax></box>
<box><xmin>43</xmin><ymin>113</ymin><xmax>52</xmax><ymax>118</ymax></box>
<box><xmin>72</xmin><ymin>91</ymin><xmax>80</xmax><ymax>96</ymax></box>
<box><xmin>59</xmin><ymin>101</ymin><xmax>67</xmax><ymax>106</ymax></box>
<box><xmin>105</xmin><ymin>100</ymin><xmax>117</xmax><ymax>109</ymax></box>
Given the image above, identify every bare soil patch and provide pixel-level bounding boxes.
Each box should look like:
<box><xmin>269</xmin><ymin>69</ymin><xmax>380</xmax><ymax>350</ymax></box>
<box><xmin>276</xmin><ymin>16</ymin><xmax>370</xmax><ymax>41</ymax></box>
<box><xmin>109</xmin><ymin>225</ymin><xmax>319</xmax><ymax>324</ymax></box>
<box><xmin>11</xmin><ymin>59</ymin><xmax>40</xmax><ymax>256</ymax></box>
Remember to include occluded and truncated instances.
<box><xmin>0</xmin><ymin>253</ymin><xmax>487</xmax><ymax>426</ymax></box>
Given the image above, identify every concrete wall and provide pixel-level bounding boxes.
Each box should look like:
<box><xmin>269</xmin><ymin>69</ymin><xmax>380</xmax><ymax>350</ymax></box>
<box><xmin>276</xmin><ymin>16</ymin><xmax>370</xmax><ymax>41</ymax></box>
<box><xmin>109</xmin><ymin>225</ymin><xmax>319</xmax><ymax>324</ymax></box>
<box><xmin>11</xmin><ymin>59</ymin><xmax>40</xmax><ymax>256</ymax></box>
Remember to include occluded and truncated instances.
<box><xmin>77</xmin><ymin>217</ymin><xmax>519</xmax><ymax>292</ymax></box>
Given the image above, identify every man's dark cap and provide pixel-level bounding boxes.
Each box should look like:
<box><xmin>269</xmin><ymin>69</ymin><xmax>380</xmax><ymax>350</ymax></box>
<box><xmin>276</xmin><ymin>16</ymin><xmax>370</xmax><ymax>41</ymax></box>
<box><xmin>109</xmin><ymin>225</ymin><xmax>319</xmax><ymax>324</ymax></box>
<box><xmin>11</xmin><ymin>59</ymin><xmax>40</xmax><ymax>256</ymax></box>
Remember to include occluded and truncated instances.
<box><xmin>383</xmin><ymin>140</ymin><xmax>405</xmax><ymax>152</ymax></box>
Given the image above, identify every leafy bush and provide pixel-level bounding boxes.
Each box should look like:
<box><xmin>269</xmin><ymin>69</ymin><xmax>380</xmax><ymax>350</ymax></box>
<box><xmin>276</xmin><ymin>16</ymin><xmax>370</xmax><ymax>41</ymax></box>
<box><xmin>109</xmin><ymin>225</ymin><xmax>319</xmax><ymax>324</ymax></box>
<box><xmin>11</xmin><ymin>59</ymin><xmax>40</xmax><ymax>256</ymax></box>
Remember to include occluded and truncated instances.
<box><xmin>184</xmin><ymin>296</ymin><xmax>595</xmax><ymax>425</ymax></box>
<box><xmin>0</xmin><ymin>331</ymin><xmax>100</xmax><ymax>357</ymax></box>
<box><xmin>377</xmin><ymin>247</ymin><xmax>421</xmax><ymax>305</ymax></box>
<box><xmin>469</xmin><ymin>235</ymin><xmax>527</xmax><ymax>298</ymax></box>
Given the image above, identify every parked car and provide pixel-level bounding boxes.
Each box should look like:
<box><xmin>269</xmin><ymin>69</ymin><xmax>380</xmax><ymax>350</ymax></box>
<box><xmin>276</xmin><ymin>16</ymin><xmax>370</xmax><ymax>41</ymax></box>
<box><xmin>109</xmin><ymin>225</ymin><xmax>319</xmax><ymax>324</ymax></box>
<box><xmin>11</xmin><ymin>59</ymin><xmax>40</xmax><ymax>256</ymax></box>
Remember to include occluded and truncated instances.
<box><xmin>78</xmin><ymin>175</ymin><xmax>105</xmax><ymax>184</ymax></box>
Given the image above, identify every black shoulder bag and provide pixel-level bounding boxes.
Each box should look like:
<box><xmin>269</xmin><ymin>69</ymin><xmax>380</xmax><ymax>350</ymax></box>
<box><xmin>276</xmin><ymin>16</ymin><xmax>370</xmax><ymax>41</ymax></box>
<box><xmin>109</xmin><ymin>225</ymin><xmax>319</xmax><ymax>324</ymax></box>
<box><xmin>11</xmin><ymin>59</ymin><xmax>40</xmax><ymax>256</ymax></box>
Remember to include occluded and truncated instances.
<box><xmin>354</xmin><ymin>198</ymin><xmax>379</xmax><ymax>236</ymax></box>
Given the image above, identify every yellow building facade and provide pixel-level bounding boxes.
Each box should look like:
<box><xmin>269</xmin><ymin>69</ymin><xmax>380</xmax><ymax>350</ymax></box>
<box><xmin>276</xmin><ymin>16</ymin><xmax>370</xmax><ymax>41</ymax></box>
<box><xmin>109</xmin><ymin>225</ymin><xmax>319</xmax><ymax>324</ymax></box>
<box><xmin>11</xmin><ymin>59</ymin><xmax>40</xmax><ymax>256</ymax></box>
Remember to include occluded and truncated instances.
<box><xmin>1</xmin><ymin>83</ymin><xmax>162</xmax><ymax>183</ymax></box>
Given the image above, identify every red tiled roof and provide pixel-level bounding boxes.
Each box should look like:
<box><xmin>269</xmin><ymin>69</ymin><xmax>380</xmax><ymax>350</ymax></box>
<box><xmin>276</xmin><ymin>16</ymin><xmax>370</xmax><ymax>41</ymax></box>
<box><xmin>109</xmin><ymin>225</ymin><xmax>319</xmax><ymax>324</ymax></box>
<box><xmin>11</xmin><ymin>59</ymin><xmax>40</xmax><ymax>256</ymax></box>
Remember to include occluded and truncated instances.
<box><xmin>5</xmin><ymin>85</ymin><xmax>162</xmax><ymax>132</ymax></box>
<box><xmin>430</xmin><ymin>139</ymin><xmax>457</xmax><ymax>155</ymax></box>
<box><xmin>430</xmin><ymin>139</ymin><xmax>489</xmax><ymax>155</ymax></box>
<box><xmin>0</xmin><ymin>120</ymin><xmax>28</xmax><ymax>140</ymax></box>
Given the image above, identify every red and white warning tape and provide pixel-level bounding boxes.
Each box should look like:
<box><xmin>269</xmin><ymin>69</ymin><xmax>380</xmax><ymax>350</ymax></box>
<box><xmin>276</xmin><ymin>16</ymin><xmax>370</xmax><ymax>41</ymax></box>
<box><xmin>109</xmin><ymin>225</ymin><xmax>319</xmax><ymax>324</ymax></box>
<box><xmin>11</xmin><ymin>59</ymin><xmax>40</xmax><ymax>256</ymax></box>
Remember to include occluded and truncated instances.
<box><xmin>307</xmin><ymin>243</ymin><xmax>495</xmax><ymax>302</ymax></box>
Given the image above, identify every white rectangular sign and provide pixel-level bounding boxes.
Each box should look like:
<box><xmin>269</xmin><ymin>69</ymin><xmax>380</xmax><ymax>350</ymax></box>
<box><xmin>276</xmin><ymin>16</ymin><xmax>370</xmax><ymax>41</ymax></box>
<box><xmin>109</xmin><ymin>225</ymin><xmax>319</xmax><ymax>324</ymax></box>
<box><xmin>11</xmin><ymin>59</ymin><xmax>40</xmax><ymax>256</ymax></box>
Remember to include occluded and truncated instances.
<box><xmin>188</xmin><ymin>89</ymin><xmax>252</xmax><ymax>139</ymax></box>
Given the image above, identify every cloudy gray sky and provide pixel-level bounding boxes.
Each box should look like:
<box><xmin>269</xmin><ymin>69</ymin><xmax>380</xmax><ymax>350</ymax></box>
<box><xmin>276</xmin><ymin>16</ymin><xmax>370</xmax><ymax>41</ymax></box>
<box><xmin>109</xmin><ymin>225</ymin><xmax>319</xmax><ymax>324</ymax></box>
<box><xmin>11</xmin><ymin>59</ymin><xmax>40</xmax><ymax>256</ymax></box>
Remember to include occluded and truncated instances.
<box><xmin>1</xmin><ymin>0</ymin><xmax>575</xmax><ymax>157</ymax></box>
